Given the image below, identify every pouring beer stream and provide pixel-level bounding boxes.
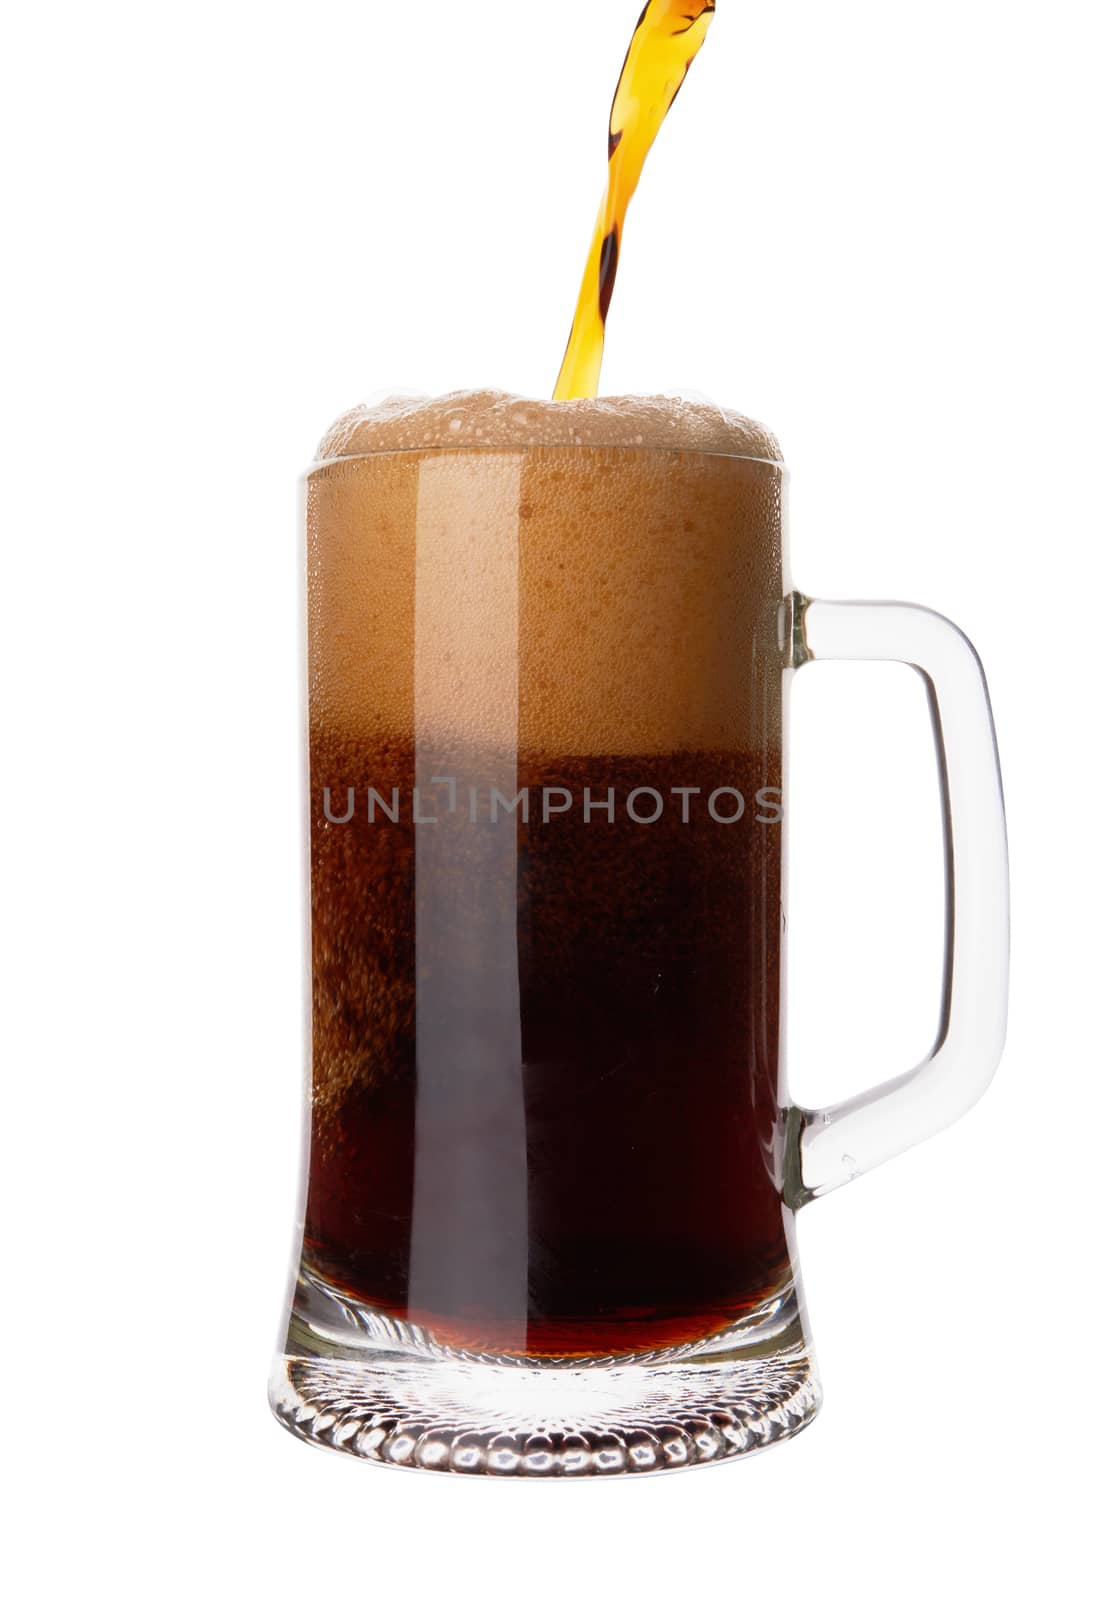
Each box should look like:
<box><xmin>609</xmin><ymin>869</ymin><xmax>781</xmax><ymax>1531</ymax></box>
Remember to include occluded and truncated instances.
<box><xmin>554</xmin><ymin>0</ymin><xmax>717</xmax><ymax>400</ymax></box>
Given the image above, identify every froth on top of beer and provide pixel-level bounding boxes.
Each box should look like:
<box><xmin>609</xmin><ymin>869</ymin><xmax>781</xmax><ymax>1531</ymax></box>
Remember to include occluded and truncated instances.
<box><xmin>307</xmin><ymin>393</ymin><xmax>784</xmax><ymax>760</ymax></box>
<box><xmin>315</xmin><ymin>389</ymin><xmax>781</xmax><ymax>465</ymax></box>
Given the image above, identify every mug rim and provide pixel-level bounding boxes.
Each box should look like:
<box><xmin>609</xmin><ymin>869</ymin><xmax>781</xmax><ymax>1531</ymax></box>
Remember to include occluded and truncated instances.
<box><xmin>304</xmin><ymin>444</ymin><xmax>786</xmax><ymax>474</ymax></box>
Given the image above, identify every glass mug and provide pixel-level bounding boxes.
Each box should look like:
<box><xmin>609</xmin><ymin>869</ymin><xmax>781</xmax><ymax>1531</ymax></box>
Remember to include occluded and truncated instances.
<box><xmin>270</xmin><ymin>415</ymin><xmax>1008</xmax><ymax>1476</ymax></box>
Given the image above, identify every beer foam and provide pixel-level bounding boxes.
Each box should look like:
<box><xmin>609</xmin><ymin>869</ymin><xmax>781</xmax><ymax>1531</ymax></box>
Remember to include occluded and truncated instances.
<box><xmin>307</xmin><ymin>392</ymin><xmax>785</xmax><ymax>757</ymax></box>
<box><xmin>315</xmin><ymin>389</ymin><xmax>781</xmax><ymax>464</ymax></box>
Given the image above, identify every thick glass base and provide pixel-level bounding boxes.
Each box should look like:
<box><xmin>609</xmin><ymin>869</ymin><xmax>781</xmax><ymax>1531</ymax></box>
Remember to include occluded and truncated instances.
<box><xmin>270</xmin><ymin>1268</ymin><xmax>821</xmax><ymax>1476</ymax></box>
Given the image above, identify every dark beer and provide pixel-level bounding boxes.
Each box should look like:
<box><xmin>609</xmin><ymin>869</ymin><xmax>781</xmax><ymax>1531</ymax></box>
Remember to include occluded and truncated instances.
<box><xmin>301</xmin><ymin>391</ymin><xmax>789</xmax><ymax>1359</ymax></box>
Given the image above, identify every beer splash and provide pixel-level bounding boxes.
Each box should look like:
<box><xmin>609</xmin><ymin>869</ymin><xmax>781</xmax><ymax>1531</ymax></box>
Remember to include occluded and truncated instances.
<box><xmin>554</xmin><ymin>1</ymin><xmax>717</xmax><ymax>401</ymax></box>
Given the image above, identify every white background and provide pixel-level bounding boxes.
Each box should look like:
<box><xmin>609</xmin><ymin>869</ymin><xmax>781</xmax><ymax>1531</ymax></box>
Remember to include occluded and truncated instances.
<box><xmin>3</xmin><ymin>1</ymin><xmax>1097</xmax><ymax>1592</ymax></box>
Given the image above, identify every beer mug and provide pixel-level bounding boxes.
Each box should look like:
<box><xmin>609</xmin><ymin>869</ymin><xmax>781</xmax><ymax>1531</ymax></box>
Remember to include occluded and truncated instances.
<box><xmin>270</xmin><ymin>395</ymin><xmax>1009</xmax><ymax>1475</ymax></box>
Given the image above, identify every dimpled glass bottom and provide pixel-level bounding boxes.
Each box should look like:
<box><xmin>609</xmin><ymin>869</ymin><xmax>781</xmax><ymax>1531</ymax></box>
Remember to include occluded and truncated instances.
<box><xmin>270</xmin><ymin>1268</ymin><xmax>821</xmax><ymax>1477</ymax></box>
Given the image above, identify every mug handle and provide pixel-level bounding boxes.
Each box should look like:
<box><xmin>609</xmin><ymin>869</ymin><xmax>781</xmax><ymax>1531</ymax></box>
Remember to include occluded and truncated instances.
<box><xmin>784</xmin><ymin>594</ymin><xmax>1010</xmax><ymax>1206</ymax></box>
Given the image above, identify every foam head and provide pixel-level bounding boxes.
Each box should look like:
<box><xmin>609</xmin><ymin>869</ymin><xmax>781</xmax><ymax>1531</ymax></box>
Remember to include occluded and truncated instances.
<box><xmin>315</xmin><ymin>389</ymin><xmax>781</xmax><ymax>464</ymax></box>
<box><xmin>307</xmin><ymin>391</ymin><xmax>784</xmax><ymax>757</ymax></box>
